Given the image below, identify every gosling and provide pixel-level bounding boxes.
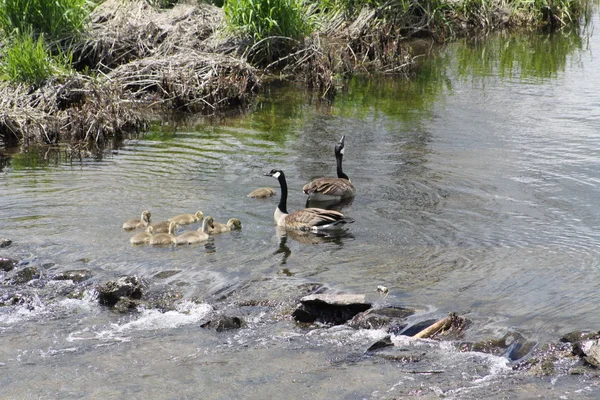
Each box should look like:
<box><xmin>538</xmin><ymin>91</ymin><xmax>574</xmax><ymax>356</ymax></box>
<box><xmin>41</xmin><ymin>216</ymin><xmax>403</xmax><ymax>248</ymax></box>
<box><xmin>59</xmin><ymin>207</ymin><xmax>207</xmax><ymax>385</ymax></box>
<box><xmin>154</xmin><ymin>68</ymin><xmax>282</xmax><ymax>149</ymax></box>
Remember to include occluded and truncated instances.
<box><xmin>175</xmin><ymin>216</ymin><xmax>214</xmax><ymax>245</ymax></box>
<box><xmin>122</xmin><ymin>210</ymin><xmax>151</xmax><ymax>230</ymax></box>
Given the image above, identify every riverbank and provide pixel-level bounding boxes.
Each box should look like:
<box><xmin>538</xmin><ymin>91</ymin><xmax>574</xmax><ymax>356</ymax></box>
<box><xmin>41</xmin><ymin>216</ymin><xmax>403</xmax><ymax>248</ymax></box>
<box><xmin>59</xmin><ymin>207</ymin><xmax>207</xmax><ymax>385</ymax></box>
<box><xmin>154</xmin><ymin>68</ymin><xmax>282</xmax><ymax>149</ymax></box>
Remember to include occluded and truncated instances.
<box><xmin>0</xmin><ymin>0</ymin><xmax>592</xmax><ymax>146</ymax></box>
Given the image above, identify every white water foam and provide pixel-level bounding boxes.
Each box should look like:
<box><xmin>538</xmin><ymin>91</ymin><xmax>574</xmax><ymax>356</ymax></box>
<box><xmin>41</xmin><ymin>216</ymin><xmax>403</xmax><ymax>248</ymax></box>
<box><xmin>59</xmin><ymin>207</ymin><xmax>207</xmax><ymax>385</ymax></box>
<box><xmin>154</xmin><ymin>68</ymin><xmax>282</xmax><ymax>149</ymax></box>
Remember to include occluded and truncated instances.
<box><xmin>67</xmin><ymin>301</ymin><xmax>213</xmax><ymax>343</ymax></box>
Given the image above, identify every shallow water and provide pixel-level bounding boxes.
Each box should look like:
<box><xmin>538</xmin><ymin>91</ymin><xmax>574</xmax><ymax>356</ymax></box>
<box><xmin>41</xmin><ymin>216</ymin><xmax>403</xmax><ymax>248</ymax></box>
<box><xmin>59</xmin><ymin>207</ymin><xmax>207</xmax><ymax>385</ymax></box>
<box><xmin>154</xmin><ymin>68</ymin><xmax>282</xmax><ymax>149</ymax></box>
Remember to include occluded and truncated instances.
<box><xmin>2</xmin><ymin>17</ymin><xmax>600</xmax><ymax>399</ymax></box>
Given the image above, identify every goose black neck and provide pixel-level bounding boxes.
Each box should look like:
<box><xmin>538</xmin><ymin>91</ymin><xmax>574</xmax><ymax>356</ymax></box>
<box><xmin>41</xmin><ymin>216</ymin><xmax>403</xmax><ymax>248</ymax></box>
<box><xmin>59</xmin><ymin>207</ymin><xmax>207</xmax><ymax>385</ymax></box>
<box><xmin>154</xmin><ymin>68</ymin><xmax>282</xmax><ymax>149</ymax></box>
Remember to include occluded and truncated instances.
<box><xmin>336</xmin><ymin>153</ymin><xmax>349</xmax><ymax>180</ymax></box>
<box><xmin>277</xmin><ymin>172</ymin><xmax>289</xmax><ymax>214</ymax></box>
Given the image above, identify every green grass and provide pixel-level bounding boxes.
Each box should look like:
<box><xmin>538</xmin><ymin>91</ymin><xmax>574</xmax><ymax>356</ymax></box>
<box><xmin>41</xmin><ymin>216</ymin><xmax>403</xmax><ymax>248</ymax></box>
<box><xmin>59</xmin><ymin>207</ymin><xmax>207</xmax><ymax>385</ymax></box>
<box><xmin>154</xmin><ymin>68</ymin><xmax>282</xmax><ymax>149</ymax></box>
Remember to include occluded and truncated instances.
<box><xmin>224</xmin><ymin>0</ymin><xmax>314</xmax><ymax>63</ymax></box>
<box><xmin>0</xmin><ymin>0</ymin><xmax>91</xmax><ymax>39</ymax></box>
<box><xmin>0</xmin><ymin>33</ymin><xmax>72</xmax><ymax>85</ymax></box>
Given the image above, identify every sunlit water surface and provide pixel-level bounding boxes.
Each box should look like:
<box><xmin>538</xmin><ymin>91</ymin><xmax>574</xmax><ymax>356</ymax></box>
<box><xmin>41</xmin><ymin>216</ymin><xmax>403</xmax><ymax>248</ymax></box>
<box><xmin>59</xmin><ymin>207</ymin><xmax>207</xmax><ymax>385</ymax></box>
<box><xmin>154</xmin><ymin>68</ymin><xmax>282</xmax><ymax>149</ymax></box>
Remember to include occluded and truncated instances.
<box><xmin>1</xmin><ymin>16</ymin><xmax>600</xmax><ymax>399</ymax></box>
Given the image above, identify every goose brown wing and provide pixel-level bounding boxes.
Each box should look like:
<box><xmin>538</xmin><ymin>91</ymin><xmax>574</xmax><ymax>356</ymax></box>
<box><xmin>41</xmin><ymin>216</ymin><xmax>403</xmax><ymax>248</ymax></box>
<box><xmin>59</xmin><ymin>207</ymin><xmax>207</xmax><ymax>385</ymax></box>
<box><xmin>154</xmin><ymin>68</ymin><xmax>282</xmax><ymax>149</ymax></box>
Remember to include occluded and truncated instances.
<box><xmin>303</xmin><ymin>178</ymin><xmax>355</xmax><ymax>197</ymax></box>
<box><xmin>286</xmin><ymin>208</ymin><xmax>347</xmax><ymax>229</ymax></box>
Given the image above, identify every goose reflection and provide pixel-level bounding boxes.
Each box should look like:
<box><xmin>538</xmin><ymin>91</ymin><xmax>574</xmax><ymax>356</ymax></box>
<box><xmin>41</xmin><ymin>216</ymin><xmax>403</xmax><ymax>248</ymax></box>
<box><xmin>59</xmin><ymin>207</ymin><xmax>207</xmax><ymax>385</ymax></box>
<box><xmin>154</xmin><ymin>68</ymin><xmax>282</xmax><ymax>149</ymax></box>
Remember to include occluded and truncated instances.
<box><xmin>274</xmin><ymin>226</ymin><xmax>354</xmax><ymax>265</ymax></box>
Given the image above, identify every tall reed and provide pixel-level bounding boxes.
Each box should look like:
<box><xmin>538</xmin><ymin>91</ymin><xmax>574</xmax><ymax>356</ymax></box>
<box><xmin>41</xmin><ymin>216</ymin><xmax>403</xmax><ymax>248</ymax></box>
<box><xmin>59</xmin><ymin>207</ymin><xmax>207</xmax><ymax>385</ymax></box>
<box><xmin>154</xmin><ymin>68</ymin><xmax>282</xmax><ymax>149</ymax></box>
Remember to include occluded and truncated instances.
<box><xmin>224</xmin><ymin>0</ymin><xmax>314</xmax><ymax>63</ymax></box>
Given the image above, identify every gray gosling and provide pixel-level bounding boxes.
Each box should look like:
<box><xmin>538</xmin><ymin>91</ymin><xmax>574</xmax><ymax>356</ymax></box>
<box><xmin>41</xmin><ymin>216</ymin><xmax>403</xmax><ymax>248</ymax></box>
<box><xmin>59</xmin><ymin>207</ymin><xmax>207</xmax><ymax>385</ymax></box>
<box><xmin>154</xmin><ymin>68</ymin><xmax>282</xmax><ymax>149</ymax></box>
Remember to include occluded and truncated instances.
<box><xmin>210</xmin><ymin>218</ymin><xmax>242</xmax><ymax>234</ymax></box>
<box><xmin>122</xmin><ymin>210</ymin><xmax>151</xmax><ymax>230</ymax></box>
<box><xmin>169</xmin><ymin>211</ymin><xmax>204</xmax><ymax>226</ymax></box>
<box><xmin>303</xmin><ymin>135</ymin><xmax>356</xmax><ymax>201</ymax></box>
<box><xmin>130</xmin><ymin>226</ymin><xmax>154</xmax><ymax>245</ymax></box>
<box><xmin>175</xmin><ymin>216</ymin><xmax>215</xmax><ymax>245</ymax></box>
<box><xmin>265</xmin><ymin>169</ymin><xmax>354</xmax><ymax>232</ymax></box>
<box><xmin>247</xmin><ymin>187</ymin><xmax>276</xmax><ymax>198</ymax></box>
<box><xmin>149</xmin><ymin>221</ymin><xmax>177</xmax><ymax>245</ymax></box>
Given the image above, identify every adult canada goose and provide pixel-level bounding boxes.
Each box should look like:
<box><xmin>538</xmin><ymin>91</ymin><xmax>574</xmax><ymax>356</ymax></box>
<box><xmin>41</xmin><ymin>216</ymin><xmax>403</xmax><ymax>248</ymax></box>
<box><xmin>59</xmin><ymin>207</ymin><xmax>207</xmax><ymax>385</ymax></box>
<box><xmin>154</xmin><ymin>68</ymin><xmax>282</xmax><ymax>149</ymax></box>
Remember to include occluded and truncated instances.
<box><xmin>265</xmin><ymin>169</ymin><xmax>354</xmax><ymax>231</ymax></box>
<box><xmin>247</xmin><ymin>187</ymin><xmax>276</xmax><ymax>198</ymax></box>
<box><xmin>130</xmin><ymin>226</ymin><xmax>154</xmax><ymax>245</ymax></box>
<box><xmin>175</xmin><ymin>216</ymin><xmax>214</xmax><ymax>245</ymax></box>
<box><xmin>122</xmin><ymin>210</ymin><xmax>151</xmax><ymax>230</ymax></box>
<box><xmin>168</xmin><ymin>211</ymin><xmax>204</xmax><ymax>226</ymax></box>
<box><xmin>150</xmin><ymin>220</ymin><xmax>179</xmax><ymax>234</ymax></box>
<box><xmin>210</xmin><ymin>218</ymin><xmax>242</xmax><ymax>234</ymax></box>
<box><xmin>303</xmin><ymin>135</ymin><xmax>356</xmax><ymax>201</ymax></box>
<box><xmin>149</xmin><ymin>221</ymin><xmax>177</xmax><ymax>245</ymax></box>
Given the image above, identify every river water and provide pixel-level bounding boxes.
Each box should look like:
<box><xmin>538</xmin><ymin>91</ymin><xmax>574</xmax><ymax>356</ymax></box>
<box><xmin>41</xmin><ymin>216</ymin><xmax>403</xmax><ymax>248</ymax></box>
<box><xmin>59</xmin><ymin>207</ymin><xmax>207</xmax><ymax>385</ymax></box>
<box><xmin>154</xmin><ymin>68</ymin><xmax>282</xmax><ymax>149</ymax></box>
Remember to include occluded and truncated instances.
<box><xmin>1</xmin><ymin>15</ymin><xmax>600</xmax><ymax>400</ymax></box>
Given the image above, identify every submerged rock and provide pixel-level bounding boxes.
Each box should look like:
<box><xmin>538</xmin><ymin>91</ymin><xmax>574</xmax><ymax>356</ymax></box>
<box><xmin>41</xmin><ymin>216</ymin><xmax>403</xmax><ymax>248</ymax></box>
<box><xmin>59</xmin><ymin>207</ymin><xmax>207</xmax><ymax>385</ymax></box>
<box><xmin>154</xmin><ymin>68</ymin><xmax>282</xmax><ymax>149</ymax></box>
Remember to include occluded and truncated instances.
<box><xmin>202</xmin><ymin>315</ymin><xmax>246</xmax><ymax>332</ymax></box>
<box><xmin>53</xmin><ymin>269</ymin><xmax>94</xmax><ymax>283</ymax></box>
<box><xmin>458</xmin><ymin>331</ymin><xmax>536</xmax><ymax>361</ymax></box>
<box><xmin>0</xmin><ymin>257</ymin><xmax>18</xmax><ymax>272</ymax></box>
<box><xmin>0</xmin><ymin>239</ymin><xmax>12</xmax><ymax>248</ymax></box>
<box><xmin>293</xmin><ymin>293</ymin><xmax>371</xmax><ymax>325</ymax></box>
<box><xmin>10</xmin><ymin>266</ymin><xmax>42</xmax><ymax>284</ymax></box>
<box><xmin>97</xmin><ymin>276</ymin><xmax>143</xmax><ymax>308</ymax></box>
<box><xmin>348</xmin><ymin>306</ymin><xmax>415</xmax><ymax>332</ymax></box>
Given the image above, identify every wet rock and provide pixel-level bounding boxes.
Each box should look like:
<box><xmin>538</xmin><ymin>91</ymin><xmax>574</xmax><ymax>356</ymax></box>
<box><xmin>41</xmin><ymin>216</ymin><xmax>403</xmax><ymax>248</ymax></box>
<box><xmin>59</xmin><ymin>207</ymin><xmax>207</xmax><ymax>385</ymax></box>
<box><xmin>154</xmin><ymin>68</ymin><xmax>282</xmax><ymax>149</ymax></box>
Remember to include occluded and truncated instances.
<box><xmin>512</xmin><ymin>342</ymin><xmax>574</xmax><ymax>376</ymax></box>
<box><xmin>0</xmin><ymin>257</ymin><xmax>18</xmax><ymax>272</ymax></box>
<box><xmin>574</xmin><ymin>339</ymin><xmax>600</xmax><ymax>368</ymax></box>
<box><xmin>293</xmin><ymin>294</ymin><xmax>371</xmax><ymax>325</ymax></box>
<box><xmin>113</xmin><ymin>297</ymin><xmax>142</xmax><ymax>313</ymax></box>
<box><xmin>0</xmin><ymin>238</ymin><xmax>12</xmax><ymax>248</ymax></box>
<box><xmin>400</xmin><ymin>319</ymin><xmax>439</xmax><ymax>337</ymax></box>
<box><xmin>366</xmin><ymin>335</ymin><xmax>394</xmax><ymax>352</ymax></box>
<box><xmin>458</xmin><ymin>331</ymin><xmax>536</xmax><ymax>361</ymax></box>
<box><xmin>53</xmin><ymin>269</ymin><xmax>94</xmax><ymax>283</ymax></box>
<box><xmin>561</xmin><ymin>330</ymin><xmax>600</xmax><ymax>344</ymax></box>
<box><xmin>11</xmin><ymin>266</ymin><xmax>41</xmax><ymax>284</ymax></box>
<box><xmin>202</xmin><ymin>315</ymin><xmax>246</xmax><ymax>332</ymax></box>
<box><xmin>97</xmin><ymin>276</ymin><xmax>143</xmax><ymax>308</ymax></box>
<box><xmin>348</xmin><ymin>306</ymin><xmax>414</xmax><ymax>332</ymax></box>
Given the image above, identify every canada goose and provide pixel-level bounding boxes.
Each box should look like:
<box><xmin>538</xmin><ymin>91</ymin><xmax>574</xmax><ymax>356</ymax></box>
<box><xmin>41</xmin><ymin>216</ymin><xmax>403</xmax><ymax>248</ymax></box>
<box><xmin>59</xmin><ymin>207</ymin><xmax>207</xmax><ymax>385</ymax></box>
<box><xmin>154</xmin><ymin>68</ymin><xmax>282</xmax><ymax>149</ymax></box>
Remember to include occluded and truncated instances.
<box><xmin>150</xmin><ymin>220</ymin><xmax>179</xmax><ymax>234</ymax></box>
<box><xmin>247</xmin><ymin>187</ymin><xmax>276</xmax><ymax>198</ymax></box>
<box><xmin>149</xmin><ymin>221</ymin><xmax>177</xmax><ymax>245</ymax></box>
<box><xmin>122</xmin><ymin>210</ymin><xmax>151</xmax><ymax>230</ymax></box>
<box><xmin>130</xmin><ymin>226</ymin><xmax>154</xmax><ymax>245</ymax></box>
<box><xmin>303</xmin><ymin>135</ymin><xmax>356</xmax><ymax>201</ymax></box>
<box><xmin>210</xmin><ymin>218</ymin><xmax>242</xmax><ymax>234</ymax></box>
<box><xmin>175</xmin><ymin>216</ymin><xmax>215</xmax><ymax>245</ymax></box>
<box><xmin>265</xmin><ymin>169</ymin><xmax>354</xmax><ymax>231</ymax></box>
<box><xmin>169</xmin><ymin>211</ymin><xmax>204</xmax><ymax>226</ymax></box>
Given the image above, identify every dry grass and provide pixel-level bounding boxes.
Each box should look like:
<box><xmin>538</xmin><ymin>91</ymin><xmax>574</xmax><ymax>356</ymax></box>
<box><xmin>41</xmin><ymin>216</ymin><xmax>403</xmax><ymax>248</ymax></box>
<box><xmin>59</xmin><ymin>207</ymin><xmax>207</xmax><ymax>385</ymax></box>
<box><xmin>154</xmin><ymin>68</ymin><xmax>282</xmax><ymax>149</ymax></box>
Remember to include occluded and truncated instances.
<box><xmin>107</xmin><ymin>52</ymin><xmax>259</xmax><ymax>112</ymax></box>
<box><xmin>0</xmin><ymin>76</ymin><xmax>147</xmax><ymax>146</ymax></box>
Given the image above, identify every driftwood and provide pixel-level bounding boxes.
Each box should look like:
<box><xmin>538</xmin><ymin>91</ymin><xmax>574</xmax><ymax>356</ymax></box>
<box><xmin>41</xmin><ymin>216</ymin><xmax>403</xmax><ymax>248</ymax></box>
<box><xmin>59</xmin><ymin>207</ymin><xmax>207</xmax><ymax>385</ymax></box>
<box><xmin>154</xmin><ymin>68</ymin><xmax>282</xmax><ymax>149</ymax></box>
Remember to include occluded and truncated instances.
<box><xmin>414</xmin><ymin>312</ymin><xmax>468</xmax><ymax>339</ymax></box>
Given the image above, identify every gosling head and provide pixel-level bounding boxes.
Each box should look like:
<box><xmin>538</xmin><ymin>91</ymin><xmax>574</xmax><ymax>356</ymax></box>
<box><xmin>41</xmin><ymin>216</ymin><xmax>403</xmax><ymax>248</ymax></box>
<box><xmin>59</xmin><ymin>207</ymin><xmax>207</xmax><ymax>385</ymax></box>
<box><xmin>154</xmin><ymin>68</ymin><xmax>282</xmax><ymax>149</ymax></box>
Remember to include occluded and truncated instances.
<box><xmin>228</xmin><ymin>218</ymin><xmax>242</xmax><ymax>230</ymax></box>
<box><xmin>142</xmin><ymin>210</ymin><xmax>152</xmax><ymax>223</ymax></box>
<box><xmin>194</xmin><ymin>211</ymin><xmax>204</xmax><ymax>220</ymax></box>
<box><xmin>204</xmin><ymin>216</ymin><xmax>215</xmax><ymax>229</ymax></box>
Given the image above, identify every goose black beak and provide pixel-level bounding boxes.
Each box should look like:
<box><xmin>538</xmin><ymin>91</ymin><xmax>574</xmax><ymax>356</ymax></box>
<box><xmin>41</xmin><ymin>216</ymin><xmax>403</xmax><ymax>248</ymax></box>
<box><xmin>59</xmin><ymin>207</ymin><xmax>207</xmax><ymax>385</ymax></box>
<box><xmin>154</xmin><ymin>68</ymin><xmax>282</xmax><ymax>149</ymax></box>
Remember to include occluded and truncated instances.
<box><xmin>264</xmin><ymin>172</ymin><xmax>273</xmax><ymax>176</ymax></box>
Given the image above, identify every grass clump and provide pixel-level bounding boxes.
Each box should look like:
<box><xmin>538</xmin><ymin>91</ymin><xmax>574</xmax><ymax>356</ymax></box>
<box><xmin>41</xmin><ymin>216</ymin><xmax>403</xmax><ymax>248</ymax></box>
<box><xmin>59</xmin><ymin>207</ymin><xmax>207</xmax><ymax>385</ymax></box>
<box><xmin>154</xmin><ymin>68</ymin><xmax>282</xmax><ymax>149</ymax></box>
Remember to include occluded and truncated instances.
<box><xmin>224</xmin><ymin>0</ymin><xmax>314</xmax><ymax>64</ymax></box>
<box><xmin>0</xmin><ymin>33</ymin><xmax>72</xmax><ymax>85</ymax></box>
<box><xmin>0</xmin><ymin>0</ymin><xmax>91</xmax><ymax>39</ymax></box>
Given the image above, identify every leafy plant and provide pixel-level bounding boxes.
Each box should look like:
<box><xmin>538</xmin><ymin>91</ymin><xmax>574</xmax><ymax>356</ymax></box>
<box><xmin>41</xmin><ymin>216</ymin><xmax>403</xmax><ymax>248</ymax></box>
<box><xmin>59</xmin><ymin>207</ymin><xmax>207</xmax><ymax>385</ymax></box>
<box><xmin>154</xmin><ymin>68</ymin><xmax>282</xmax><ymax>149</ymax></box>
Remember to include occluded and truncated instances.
<box><xmin>0</xmin><ymin>33</ymin><xmax>72</xmax><ymax>84</ymax></box>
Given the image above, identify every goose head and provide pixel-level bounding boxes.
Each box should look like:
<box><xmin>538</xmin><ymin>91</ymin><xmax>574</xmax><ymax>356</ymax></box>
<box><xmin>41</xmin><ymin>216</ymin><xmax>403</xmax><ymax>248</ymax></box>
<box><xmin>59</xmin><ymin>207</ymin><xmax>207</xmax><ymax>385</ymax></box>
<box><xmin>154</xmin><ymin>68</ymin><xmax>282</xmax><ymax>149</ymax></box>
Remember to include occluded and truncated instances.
<box><xmin>335</xmin><ymin>135</ymin><xmax>346</xmax><ymax>157</ymax></box>
<box><xmin>194</xmin><ymin>211</ymin><xmax>204</xmax><ymax>221</ymax></box>
<box><xmin>264</xmin><ymin>169</ymin><xmax>284</xmax><ymax>179</ymax></box>
<box><xmin>203</xmin><ymin>216</ymin><xmax>215</xmax><ymax>232</ymax></box>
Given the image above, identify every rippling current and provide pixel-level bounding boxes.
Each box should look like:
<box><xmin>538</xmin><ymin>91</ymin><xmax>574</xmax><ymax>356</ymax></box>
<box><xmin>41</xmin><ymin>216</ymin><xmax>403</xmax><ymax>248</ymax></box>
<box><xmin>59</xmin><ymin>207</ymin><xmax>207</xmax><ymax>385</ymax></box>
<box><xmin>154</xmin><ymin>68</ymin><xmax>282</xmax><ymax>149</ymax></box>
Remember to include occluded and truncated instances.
<box><xmin>1</xmin><ymin>17</ymin><xmax>600</xmax><ymax>399</ymax></box>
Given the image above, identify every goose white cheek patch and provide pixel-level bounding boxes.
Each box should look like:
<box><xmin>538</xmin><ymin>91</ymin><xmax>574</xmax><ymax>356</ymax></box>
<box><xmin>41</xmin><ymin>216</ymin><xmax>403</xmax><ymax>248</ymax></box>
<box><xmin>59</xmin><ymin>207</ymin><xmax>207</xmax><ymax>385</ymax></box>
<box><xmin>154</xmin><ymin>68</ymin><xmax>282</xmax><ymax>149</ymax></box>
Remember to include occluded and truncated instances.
<box><xmin>272</xmin><ymin>172</ymin><xmax>281</xmax><ymax>179</ymax></box>
<box><xmin>340</xmin><ymin>148</ymin><xmax>345</xmax><ymax>155</ymax></box>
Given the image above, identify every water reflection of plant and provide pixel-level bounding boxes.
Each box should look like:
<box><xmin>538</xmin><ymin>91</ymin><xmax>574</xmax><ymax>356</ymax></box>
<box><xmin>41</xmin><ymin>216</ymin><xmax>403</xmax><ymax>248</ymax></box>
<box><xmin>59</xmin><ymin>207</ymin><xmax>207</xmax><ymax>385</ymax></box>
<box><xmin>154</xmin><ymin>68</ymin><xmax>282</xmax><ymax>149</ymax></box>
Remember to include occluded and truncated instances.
<box><xmin>454</xmin><ymin>27</ymin><xmax>586</xmax><ymax>80</ymax></box>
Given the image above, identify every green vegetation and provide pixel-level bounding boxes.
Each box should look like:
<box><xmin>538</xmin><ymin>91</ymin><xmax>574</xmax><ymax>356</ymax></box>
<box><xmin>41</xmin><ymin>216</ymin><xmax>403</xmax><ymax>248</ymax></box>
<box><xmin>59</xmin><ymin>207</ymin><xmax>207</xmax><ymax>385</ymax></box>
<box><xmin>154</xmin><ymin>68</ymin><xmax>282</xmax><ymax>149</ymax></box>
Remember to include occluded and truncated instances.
<box><xmin>0</xmin><ymin>0</ymin><xmax>90</xmax><ymax>39</ymax></box>
<box><xmin>0</xmin><ymin>33</ymin><xmax>72</xmax><ymax>85</ymax></box>
<box><xmin>223</xmin><ymin>0</ymin><xmax>314</xmax><ymax>63</ymax></box>
<box><xmin>0</xmin><ymin>0</ymin><xmax>91</xmax><ymax>84</ymax></box>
